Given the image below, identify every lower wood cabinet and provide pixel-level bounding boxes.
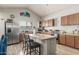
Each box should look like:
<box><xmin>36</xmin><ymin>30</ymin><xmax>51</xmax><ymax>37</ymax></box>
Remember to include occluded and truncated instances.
<box><xmin>59</xmin><ymin>34</ymin><xmax>79</xmax><ymax>48</ymax></box>
<box><xmin>65</xmin><ymin>35</ymin><xmax>75</xmax><ymax>48</ymax></box>
<box><xmin>75</xmin><ymin>36</ymin><xmax>79</xmax><ymax>48</ymax></box>
<box><xmin>59</xmin><ymin>35</ymin><xmax>66</xmax><ymax>45</ymax></box>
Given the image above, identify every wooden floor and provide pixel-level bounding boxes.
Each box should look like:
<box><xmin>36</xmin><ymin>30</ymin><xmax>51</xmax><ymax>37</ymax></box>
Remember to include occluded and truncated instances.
<box><xmin>7</xmin><ymin>43</ymin><xmax>79</xmax><ymax>55</ymax></box>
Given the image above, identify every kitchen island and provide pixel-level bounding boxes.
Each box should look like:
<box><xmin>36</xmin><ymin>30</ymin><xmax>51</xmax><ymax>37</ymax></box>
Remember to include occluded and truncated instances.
<box><xmin>28</xmin><ymin>34</ymin><xmax>57</xmax><ymax>55</ymax></box>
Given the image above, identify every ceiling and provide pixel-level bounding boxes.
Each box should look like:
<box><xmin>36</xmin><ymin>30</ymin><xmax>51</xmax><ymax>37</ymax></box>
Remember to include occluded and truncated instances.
<box><xmin>0</xmin><ymin>4</ymin><xmax>78</xmax><ymax>17</ymax></box>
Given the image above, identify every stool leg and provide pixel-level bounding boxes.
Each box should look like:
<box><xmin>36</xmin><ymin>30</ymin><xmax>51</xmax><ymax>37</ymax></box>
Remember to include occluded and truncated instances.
<box><xmin>39</xmin><ymin>46</ymin><xmax>41</xmax><ymax>55</ymax></box>
<box><xmin>26</xmin><ymin>44</ymin><xmax>29</xmax><ymax>54</ymax></box>
<box><xmin>30</xmin><ymin>48</ymin><xmax>31</xmax><ymax>55</ymax></box>
<box><xmin>35</xmin><ymin>48</ymin><xmax>36</xmax><ymax>55</ymax></box>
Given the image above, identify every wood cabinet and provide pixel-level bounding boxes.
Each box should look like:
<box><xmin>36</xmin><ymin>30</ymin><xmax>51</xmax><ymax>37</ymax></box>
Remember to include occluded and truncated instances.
<box><xmin>75</xmin><ymin>36</ymin><xmax>79</xmax><ymax>48</ymax></box>
<box><xmin>74</xmin><ymin>13</ymin><xmax>79</xmax><ymax>25</ymax></box>
<box><xmin>61</xmin><ymin>16</ymin><xmax>68</xmax><ymax>25</ymax></box>
<box><xmin>59</xmin><ymin>34</ymin><xmax>79</xmax><ymax>49</ymax></box>
<box><xmin>61</xmin><ymin>13</ymin><xmax>79</xmax><ymax>25</ymax></box>
<box><xmin>59</xmin><ymin>34</ymin><xmax>66</xmax><ymax>44</ymax></box>
<box><xmin>42</xmin><ymin>19</ymin><xmax>54</xmax><ymax>27</ymax></box>
<box><xmin>65</xmin><ymin>35</ymin><xmax>75</xmax><ymax>48</ymax></box>
<box><xmin>48</xmin><ymin>19</ymin><xmax>54</xmax><ymax>26</ymax></box>
<box><xmin>67</xmin><ymin>14</ymin><xmax>74</xmax><ymax>25</ymax></box>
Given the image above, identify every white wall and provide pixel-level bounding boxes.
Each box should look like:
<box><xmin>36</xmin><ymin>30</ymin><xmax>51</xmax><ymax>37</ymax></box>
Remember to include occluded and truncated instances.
<box><xmin>42</xmin><ymin>5</ymin><xmax>79</xmax><ymax>33</ymax></box>
<box><xmin>0</xmin><ymin>8</ymin><xmax>41</xmax><ymax>27</ymax></box>
<box><xmin>0</xmin><ymin>19</ymin><xmax>5</xmax><ymax>39</ymax></box>
<box><xmin>0</xmin><ymin>8</ymin><xmax>41</xmax><ymax>38</ymax></box>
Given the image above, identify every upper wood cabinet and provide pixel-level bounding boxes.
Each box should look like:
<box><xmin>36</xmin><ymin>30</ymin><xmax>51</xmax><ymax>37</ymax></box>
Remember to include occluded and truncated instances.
<box><xmin>74</xmin><ymin>13</ymin><xmax>79</xmax><ymax>25</ymax></box>
<box><xmin>42</xmin><ymin>19</ymin><xmax>54</xmax><ymax>27</ymax></box>
<box><xmin>48</xmin><ymin>19</ymin><xmax>54</xmax><ymax>27</ymax></box>
<box><xmin>67</xmin><ymin>14</ymin><xmax>74</xmax><ymax>25</ymax></box>
<box><xmin>61</xmin><ymin>16</ymin><xmax>68</xmax><ymax>25</ymax></box>
<box><xmin>61</xmin><ymin>13</ymin><xmax>79</xmax><ymax>25</ymax></box>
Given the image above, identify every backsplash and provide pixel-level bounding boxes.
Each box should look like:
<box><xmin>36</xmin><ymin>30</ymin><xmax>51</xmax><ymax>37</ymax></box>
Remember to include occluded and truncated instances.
<box><xmin>45</xmin><ymin>25</ymin><xmax>79</xmax><ymax>33</ymax></box>
<box><xmin>61</xmin><ymin>25</ymin><xmax>79</xmax><ymax>33</ymax></box>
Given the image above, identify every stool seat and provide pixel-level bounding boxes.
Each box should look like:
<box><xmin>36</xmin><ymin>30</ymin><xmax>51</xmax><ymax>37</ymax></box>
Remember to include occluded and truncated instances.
<box><xmin>28</xmin><ymin>42</ymin><xmax>41</xmax><ymax>49</ymax></box>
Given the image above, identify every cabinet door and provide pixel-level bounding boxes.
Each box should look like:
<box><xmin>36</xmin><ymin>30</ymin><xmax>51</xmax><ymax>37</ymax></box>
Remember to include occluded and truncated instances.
<box><xmin>75</xmin><ymin>36</ymin><xmax>79</xmax><ymax>48</ymax></box>
<box><xmin>51</xmin><ymin>19</ymin><xmax>54</xmax><ymax>26</ymax></box>
<box><xmin>73</xmin><ymin>13</ymin><xmax>79</xmax><ymax>25</ymax></box>
<box><xmin>78</xmin><ymin>13</ymin><xmax>79</xmax><ymax>24</ymax></box>
<box><xmin>52</xmin><ymin>19</ymin><xmax>54</xmax><ymax>26</ymax></box>
<box><xmin>75</xmin><ymin>13</ymin><xmax>79</xmax><ymax>25</ymax></box>
<box><xmin>59</xmin><ymin>35</ymin><xmax>66</xmax><ymax>44</ymax></box>
<box><xmin>67</xmin><ymin>15</ymin><xmax>74</xmax><ymax>25</ymax></box>
<box><xmin>66</xmin><ymin>35</ymin><xmax>75</xmax><ymax>47</ymax></box>
<box><xmin>61</xmin><ymin>16</ymin><xmax>67</xmax><ymax>25</ymax></box>
<box><xmin>48</xmin><ymin>19</ymin><xmax>53</xmax><ymax>27</ymax></box>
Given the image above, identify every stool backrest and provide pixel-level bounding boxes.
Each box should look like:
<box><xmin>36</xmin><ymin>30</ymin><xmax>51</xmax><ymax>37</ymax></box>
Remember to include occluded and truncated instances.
<box><xmin>25</xmin><ymin>34</ymin><xmax>31</xmax><ymax>46</ymax></box>
<box><xmin>25</xmin><ymin>34</ymin><xmax>30</xmax><ymax>41</ymax></box>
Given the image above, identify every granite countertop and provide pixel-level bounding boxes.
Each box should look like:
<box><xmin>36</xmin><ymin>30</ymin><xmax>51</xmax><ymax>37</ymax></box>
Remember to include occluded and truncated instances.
<box><xmin>28</xmin><ymin>34</ymin><xmax>57</xmax><ymax>40</ymax></box>
<box><xmin>60</xmin><ymin>33</ymin><xmax>79</xmax><ymax>36</ymax></box>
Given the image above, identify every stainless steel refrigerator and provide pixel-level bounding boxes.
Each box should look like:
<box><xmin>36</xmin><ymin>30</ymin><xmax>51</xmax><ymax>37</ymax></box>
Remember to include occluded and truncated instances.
<box><xmin>5</xmin><ymin>19</ymin><xmax>19</xmax><ymax>45</ymax></box>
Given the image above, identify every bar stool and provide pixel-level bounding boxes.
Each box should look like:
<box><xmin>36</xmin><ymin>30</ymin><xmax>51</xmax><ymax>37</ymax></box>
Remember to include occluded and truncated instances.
<box><xmin>23</xmin><ymin>34</ymin><xmax>41</xmax><ymax>55</ymax></box>
<box><xmin>22</xmin><ymin>33</ymin><xmax>34</xmax><ymax>54</ymax></box>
